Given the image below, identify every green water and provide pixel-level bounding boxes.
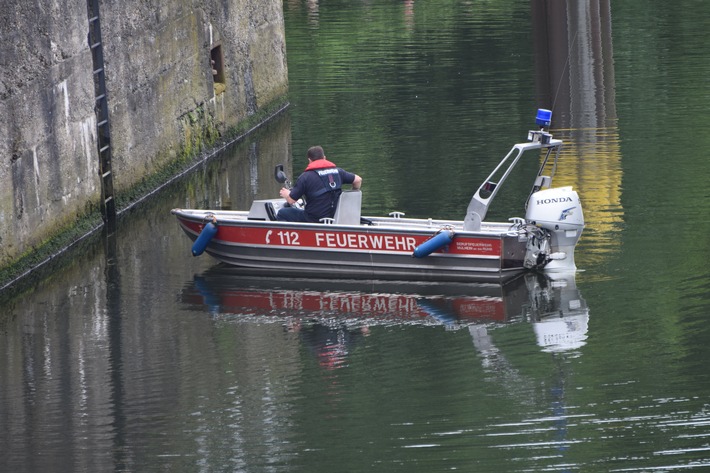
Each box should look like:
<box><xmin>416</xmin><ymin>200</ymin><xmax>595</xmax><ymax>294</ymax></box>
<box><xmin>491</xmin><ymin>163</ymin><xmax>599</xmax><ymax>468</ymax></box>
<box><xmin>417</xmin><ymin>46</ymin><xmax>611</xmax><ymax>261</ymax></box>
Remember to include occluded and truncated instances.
<box><xmin>2</xmin><ymin>1</ymin><xmax>710</xmax><ymax>471</ymax></box>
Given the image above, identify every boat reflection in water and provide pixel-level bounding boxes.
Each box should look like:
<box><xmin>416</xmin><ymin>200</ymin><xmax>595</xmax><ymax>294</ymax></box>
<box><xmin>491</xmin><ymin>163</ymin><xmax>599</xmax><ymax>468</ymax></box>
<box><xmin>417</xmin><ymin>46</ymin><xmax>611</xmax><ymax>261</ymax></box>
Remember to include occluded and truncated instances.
<box><xmin>527</xmin><ymin>272</ymin><xmax>589</xmax><ymax>352</ymax></box>
<box><xmin>182</xmin><ymin>266</ymin><xmax>588</xmax><ymax>358</ymax></box>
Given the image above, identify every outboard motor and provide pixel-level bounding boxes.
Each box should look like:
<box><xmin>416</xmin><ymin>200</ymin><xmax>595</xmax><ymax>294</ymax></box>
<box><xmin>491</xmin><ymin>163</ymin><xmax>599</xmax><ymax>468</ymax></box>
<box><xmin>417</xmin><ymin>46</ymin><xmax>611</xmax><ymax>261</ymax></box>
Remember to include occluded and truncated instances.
<box><xmin>525</xmin><ymin>186</ymin><xmax>584</xmax><ymax>271</ymax></box>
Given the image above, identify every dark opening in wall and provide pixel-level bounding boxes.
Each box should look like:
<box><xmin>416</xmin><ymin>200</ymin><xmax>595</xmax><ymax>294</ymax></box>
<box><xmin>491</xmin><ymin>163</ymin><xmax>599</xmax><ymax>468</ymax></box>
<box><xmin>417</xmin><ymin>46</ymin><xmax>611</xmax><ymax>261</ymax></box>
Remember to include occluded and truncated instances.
<box><xmin>211</xmin><ymin>44</ymin><xmax>226</xmax><ymax>94</ymax></box>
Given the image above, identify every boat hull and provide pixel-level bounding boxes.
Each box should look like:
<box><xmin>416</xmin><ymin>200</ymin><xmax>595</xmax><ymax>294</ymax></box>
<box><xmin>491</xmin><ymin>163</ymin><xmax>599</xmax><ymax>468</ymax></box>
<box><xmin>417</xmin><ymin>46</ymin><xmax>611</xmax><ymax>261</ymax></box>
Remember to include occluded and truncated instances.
<box><xmin>172</xmin><ymin>209</ymin><xmax>530</xmax><ymax>282</ymax></box>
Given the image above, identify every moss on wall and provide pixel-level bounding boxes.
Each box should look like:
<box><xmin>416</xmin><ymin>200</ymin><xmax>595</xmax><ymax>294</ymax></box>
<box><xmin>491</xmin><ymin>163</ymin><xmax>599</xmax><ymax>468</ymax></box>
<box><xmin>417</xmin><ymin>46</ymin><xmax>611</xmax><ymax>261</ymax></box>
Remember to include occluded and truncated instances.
<box><xmin>0</xmin><ymin>97</ymin><xmax>288</xmax><ymax>291</ymax></box>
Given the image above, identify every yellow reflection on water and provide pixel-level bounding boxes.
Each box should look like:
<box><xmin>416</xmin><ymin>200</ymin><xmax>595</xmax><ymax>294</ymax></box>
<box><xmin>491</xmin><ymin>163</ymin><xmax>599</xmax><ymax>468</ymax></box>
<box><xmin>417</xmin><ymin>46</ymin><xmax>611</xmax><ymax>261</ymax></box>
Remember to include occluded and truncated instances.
<box><xmin>532</xmin><ymin>0</ymin><xmax>622</xmax><ymax>269</ymax></box>
<box><xmin>550</xmin><ymin>125</ymin><xmax>623</xmax><ymax>267</ymax></box>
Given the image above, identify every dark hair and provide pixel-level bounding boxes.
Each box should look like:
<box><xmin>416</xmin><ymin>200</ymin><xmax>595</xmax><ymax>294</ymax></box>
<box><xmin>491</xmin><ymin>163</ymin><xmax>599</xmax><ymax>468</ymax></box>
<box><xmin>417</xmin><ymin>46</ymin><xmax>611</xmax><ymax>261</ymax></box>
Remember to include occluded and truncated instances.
<box><xmin>307</xmin><ymin>146</ymin><xmax>325</xmax><ymax>160</ymax></box>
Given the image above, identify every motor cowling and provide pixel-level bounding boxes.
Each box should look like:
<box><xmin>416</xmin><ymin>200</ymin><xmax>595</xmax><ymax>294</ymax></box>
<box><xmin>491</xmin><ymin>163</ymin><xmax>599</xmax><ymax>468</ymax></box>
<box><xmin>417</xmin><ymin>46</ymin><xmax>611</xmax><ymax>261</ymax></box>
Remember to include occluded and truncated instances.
<box><xmin>525</xmin><ymin>186</ymin><xmax>584</xmax><ymax>271</ymax></box>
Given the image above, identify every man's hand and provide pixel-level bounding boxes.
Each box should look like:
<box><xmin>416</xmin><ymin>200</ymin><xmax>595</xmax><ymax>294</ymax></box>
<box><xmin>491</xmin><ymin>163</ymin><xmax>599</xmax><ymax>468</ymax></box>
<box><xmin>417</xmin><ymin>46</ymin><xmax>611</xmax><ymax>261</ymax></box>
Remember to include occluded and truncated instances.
<box><xmin>280</xmin><ymin>187</ymin><xmax>296</xmax><ymax>205</ymax></box>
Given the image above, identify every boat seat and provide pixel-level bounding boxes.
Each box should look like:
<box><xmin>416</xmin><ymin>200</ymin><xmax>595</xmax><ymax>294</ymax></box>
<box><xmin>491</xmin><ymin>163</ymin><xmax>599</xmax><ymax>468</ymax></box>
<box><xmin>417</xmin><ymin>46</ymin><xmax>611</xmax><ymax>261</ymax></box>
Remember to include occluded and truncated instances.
<box><xmin>248</xmin><ymin>199</ymin><xmax>281</xmax><ymax>220</ymax></box>
<box><xmin>265</xmin><ymin>202</ymin><xmax>277</xmax><ymax>221</ymax></box>
<box><xmin>332</xmin><ymin>190</ymin><xmax>362</xmax><ymax>225</ymax></box>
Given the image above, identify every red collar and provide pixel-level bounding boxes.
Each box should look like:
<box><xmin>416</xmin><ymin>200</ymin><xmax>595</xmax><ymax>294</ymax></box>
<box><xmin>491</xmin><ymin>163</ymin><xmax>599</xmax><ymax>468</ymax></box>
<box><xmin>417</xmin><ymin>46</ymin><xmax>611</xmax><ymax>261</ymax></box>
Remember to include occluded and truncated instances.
<box><xmin>305</xmin><ymin>159</ymin><xmax>337</xmax><ymax>171</ymax></box>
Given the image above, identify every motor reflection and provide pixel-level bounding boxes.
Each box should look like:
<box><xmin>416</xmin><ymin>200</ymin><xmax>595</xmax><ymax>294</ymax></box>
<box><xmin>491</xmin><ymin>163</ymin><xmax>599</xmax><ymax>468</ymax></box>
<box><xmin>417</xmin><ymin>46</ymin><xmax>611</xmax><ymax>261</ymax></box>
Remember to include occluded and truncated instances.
<box><xmin>526</xmin><ymin>271</ymin><xmax>589</xmax><ymax>352</ymax></box>
<box><xmin>468</xmin><ymin>271</ymin><xmax>588</xmax><ymax>378</ymax></box>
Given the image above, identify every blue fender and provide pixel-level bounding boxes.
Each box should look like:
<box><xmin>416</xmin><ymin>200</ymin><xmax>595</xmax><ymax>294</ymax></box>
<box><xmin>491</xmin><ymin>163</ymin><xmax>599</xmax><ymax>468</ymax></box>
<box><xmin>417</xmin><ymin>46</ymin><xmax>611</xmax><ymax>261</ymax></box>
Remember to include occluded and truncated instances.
<box><xmin>413</xmin><ymin>230</ymin><xmax>455</xmax><ymax>258</ymax></box>
<box><xmin>192</xmin><ymin>221</ymin><xmax>218</xmax><ymax>256</ymax></box>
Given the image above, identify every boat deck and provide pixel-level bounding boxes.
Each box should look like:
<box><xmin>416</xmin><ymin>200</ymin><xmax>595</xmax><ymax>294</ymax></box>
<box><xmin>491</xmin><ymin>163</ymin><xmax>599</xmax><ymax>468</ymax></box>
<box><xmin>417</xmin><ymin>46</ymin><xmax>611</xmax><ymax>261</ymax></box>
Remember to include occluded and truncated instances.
<box><xmin>174</xmin><ymin>208</ymin><xmax>518</xmax><ymax>237</ymax></box>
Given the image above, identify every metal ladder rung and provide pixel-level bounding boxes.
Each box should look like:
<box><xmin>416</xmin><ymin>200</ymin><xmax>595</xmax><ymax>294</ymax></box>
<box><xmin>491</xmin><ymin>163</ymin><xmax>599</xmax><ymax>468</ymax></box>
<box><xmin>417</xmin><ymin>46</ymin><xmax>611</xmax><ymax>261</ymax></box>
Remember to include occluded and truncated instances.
<box><xmin>88</xmin><ymin>2</ymin><xmax>116</xmax><ymax>223</ymax></box>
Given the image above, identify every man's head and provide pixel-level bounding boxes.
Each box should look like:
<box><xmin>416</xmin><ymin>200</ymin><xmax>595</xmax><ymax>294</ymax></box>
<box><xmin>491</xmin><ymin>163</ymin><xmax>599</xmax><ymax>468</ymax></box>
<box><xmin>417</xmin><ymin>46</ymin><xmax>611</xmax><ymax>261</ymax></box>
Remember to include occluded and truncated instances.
<box><xmin>307</xmin><ymin>146</ymin><xmax>325</xmax><ymax>161</ymax></box>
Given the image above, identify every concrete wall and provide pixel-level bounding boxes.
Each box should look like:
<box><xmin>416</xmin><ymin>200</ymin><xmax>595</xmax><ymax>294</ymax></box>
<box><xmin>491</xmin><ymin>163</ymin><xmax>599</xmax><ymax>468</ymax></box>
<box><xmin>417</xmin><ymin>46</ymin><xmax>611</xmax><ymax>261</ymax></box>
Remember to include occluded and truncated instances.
<box><xmin>0</xmin><ymin>0</ymin><xmax>288</xmax><ymax>270</ymax></box>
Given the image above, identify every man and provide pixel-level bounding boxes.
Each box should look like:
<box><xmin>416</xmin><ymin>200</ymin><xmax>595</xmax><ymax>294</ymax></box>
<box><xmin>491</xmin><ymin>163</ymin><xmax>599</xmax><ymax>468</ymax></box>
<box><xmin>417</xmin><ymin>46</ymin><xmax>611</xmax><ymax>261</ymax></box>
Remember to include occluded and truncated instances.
<box><xmin>277</xmin><ymin>146</ymin><xmax>362</xmax><ymax>222</ymax></box>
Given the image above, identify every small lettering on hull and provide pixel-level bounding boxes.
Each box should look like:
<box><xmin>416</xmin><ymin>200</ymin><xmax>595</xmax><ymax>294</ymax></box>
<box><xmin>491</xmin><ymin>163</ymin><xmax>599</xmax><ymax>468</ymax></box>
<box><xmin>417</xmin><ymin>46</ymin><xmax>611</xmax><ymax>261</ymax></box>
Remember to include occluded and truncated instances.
<box><xmin>454</xmin><ymin>240</ymin><xmax>496</xmax><ymax>253</ymax></box>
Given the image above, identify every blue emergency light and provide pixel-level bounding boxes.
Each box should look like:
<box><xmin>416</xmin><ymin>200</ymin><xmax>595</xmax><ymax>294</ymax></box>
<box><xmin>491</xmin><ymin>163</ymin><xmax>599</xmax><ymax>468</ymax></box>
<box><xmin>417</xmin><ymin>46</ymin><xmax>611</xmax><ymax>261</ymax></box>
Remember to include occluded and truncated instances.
<box><xmin>536</xmin><ymin>108</ymin><xmax>552</xmax><ymax>128</ymax></box>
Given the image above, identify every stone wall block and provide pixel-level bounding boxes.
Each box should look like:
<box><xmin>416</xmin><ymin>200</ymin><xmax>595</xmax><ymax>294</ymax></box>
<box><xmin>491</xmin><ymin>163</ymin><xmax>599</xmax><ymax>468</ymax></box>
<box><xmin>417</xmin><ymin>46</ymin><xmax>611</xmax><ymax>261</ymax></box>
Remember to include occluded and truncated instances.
<box><xmin>0</xmin><ymin>0</ymin><xmax>288</xmax><ymax>272</ymax></box>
